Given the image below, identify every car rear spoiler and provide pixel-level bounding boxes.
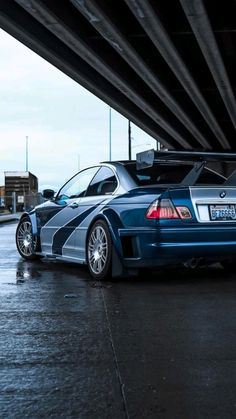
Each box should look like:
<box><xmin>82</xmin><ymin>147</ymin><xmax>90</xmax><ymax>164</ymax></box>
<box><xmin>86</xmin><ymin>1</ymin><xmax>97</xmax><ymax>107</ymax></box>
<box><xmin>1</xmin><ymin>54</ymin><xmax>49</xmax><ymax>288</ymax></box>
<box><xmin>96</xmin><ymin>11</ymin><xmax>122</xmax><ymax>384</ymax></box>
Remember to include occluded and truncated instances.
<box><xmin>136</xmin><ymin>149</ymin><xmax>236</xmax><ymax>170</ymax></box>
<box><xmin>136</xmin><ymin>149</ymin><xmax>236</xmax><ymax>186</ymax></box>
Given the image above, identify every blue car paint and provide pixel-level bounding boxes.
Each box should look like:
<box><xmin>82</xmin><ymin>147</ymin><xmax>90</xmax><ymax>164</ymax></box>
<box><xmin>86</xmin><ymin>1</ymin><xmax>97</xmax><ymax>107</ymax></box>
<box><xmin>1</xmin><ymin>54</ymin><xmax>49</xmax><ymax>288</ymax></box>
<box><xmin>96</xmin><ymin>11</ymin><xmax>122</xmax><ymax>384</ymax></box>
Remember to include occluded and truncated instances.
<box><xmin>16</xmin><ymin>161</ymin><xmax>236</xmax><ymax>274</ymax></box>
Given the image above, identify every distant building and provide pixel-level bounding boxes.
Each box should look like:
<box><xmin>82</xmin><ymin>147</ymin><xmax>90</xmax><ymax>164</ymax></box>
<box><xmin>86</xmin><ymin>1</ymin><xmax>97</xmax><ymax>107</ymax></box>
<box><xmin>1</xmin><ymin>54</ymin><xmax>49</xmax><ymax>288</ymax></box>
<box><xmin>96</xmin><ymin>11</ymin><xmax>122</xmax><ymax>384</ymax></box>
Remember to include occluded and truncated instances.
<box><xmin>4</xmin><ymin>171</ymin><xmax>38</xmax><ymax>211</ymax></box>
<box><xmin>0</xmin><ymin>185</ymin><xmax>5</xmax><ymax>208</ymax></box>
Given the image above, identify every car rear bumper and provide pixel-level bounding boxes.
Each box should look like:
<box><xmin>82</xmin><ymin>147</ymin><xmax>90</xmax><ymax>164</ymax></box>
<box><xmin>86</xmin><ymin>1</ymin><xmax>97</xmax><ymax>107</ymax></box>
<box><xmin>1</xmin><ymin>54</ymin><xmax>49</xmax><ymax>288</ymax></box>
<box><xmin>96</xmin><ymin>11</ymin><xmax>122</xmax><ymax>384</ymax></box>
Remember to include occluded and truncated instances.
<box><xmin>119</xmin><ymin>225</ymin><xmax>236</xmax><ymax>268</ymax></box>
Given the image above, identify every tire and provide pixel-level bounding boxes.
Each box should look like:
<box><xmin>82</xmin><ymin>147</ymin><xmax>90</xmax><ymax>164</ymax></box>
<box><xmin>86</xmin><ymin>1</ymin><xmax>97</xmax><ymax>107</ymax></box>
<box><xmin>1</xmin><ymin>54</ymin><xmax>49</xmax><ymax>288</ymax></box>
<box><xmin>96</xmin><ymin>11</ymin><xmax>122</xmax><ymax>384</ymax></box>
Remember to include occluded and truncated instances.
<box><xmin>86</xmin><ymin>220</ymin><xmax>112</xmax><ymax>280</ymax></box>
<box><xmin>16</xmin><ymin>217</ymin><xmax>40</xmax><ymax>260</ymax></box>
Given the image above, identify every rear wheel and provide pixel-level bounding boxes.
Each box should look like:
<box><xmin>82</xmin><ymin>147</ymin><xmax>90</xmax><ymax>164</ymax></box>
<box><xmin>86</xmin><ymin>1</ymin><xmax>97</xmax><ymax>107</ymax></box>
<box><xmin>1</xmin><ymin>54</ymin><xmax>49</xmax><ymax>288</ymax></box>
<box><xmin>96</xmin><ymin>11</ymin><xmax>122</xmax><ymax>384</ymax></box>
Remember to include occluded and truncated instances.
<box><xmin>87</xmin><ymin>220</ymin><xmax>112</xmax><ymax>280</ymax></box>
<box><xmin>16</xmin><ymin>217</ymin><xmax>40</xmax><ymax>260</ymax></box>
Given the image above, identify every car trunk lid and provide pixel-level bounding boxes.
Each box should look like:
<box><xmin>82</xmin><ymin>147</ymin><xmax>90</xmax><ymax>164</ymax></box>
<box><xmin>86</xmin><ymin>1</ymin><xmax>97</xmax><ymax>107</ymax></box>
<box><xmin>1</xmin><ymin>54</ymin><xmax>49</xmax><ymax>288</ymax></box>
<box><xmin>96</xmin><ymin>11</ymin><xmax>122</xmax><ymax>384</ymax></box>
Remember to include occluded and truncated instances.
<box><xmin>189</xmin><ymin>186</ymin><xmax>236</xmax><ymax>223</ymax></box>
<box><xmin>168</xmin><ymin>186</ymin><xmax>236</xmax><ymax>223</ymax></box>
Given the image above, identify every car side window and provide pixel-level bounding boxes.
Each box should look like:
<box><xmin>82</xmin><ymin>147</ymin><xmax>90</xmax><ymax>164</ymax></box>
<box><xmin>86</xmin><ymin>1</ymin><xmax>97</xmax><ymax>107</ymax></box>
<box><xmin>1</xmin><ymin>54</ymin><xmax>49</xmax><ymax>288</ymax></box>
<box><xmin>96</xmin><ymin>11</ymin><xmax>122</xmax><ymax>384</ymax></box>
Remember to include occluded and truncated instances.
<box><xmin>57</xmin><ymin>167</ymin><xmax>99</xmax><ymax>199</ymax></box>
<box><xmin>85</xmin><ymin>167</ymin><xmax>118</xmax><ymax>196</ymax></box>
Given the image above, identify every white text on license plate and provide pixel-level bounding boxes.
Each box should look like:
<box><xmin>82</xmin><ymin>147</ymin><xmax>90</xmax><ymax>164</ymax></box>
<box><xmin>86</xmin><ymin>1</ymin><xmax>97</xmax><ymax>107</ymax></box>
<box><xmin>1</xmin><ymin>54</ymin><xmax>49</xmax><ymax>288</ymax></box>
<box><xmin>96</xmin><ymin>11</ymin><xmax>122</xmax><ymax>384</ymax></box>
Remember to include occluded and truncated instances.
<box><xmin>210</xmin><ymin>204</ymin><xmax>236</xmax><ymax>220</ymax></box>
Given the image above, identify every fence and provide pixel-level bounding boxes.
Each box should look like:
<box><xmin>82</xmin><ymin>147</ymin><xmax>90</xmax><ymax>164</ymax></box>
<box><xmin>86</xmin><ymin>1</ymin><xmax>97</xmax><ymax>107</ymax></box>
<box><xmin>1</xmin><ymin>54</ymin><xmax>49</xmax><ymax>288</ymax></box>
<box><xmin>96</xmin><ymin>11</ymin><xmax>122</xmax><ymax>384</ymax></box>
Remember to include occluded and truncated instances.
<box><xmin>0</xmin><ymin>193</ymin><xmax>44</xmax><ymax>214</ymax></box>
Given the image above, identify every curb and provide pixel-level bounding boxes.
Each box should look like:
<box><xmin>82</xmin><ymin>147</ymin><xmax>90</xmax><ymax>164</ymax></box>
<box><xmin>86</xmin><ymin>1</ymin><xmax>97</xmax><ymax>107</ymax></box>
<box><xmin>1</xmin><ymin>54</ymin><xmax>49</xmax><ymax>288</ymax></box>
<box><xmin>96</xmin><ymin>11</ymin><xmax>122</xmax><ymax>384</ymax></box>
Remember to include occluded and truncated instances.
<box><xmin>0</xmin><ymin>214</ymin><xmax>21</xmax><ymax>224</ymax></box>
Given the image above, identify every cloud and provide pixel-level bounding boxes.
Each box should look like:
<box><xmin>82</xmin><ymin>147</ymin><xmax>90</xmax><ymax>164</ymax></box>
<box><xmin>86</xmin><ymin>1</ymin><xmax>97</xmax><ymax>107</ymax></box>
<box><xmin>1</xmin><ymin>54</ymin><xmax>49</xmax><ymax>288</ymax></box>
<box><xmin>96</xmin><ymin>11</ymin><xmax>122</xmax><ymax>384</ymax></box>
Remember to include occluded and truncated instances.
<box><xmin>0</xmin><ymin>29</ymin><xmax>156</xmax><ymax>190</ymax></box>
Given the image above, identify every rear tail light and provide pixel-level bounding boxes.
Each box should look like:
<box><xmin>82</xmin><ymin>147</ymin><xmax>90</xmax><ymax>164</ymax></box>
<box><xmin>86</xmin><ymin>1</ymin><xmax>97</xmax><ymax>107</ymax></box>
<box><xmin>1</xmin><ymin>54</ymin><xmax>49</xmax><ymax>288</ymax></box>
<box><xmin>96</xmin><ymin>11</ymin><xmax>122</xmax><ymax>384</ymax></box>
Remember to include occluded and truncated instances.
<box><xmin>176</xmin><ymin>206</ymin><xmax>192</xmax><ymax>219</ymax></box>
<box><xmin>146</xmin><ymin>198</ymin><xmax>178</xmax><ymax>219</ymax></box>
<box><xmin>146</xmin><ymin>198</ymin><xmax>192</xmax><ymax>220</ymax></box>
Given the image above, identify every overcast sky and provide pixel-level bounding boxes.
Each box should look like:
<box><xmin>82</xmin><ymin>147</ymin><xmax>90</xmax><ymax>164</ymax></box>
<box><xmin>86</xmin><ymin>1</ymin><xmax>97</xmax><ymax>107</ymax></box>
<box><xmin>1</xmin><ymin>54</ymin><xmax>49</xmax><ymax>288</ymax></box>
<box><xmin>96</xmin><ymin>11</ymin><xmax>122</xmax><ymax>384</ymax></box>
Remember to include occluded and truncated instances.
<box><xmin>0</xmin><ymin>28</ymin><xmax>156</xmax><ymax>190</ymax></box>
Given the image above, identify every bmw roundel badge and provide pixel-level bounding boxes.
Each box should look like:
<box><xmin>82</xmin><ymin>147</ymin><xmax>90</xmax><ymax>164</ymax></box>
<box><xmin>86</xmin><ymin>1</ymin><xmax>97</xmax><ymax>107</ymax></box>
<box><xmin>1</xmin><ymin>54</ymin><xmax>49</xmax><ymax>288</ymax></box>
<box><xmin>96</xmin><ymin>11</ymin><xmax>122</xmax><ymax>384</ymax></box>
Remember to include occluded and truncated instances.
<box><xmin>220</xmin><ymin>191</ymin><xmax>226</xmax><ymax>198</ymax></box>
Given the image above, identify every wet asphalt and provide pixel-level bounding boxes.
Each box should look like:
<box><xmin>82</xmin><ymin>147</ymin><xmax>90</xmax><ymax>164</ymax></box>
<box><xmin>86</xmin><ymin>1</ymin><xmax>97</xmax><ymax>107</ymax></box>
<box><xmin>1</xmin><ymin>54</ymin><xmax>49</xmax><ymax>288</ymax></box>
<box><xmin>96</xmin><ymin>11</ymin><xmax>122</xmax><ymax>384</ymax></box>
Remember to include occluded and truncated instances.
<box><xmin>1</xmin><ymin>223</ymin><xmax>236</xmax><ymax>418</ymax></box>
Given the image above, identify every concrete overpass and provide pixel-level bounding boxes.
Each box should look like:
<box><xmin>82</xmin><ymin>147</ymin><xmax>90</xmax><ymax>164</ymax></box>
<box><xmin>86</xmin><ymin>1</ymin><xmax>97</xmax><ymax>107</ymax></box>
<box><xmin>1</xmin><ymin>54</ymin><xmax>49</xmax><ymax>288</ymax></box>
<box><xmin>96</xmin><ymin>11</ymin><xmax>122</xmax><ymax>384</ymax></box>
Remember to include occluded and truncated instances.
<box><xmin>0</xmin><ymin>0</ymin><xmax>236</xmax><ymax>151</ymax></box>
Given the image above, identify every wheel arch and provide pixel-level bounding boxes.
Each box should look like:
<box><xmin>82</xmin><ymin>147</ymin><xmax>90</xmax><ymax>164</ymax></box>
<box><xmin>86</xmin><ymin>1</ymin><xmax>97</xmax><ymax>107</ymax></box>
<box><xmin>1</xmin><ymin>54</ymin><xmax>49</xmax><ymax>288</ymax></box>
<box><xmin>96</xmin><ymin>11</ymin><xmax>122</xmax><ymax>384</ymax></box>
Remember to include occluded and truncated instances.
<box><xmin>19</xmin><ymin>211</ymin><xmax>38</xmax><ymax>236</ymax></box>
<box><xmin>86</xmin><ymin>208</ymin><xmax>123</xmax><ymax>257</ymax></box>
<box><xmin>85</xmin><ymin>209</ymin><xmax>124</xmax><ymax>277</ymax></box>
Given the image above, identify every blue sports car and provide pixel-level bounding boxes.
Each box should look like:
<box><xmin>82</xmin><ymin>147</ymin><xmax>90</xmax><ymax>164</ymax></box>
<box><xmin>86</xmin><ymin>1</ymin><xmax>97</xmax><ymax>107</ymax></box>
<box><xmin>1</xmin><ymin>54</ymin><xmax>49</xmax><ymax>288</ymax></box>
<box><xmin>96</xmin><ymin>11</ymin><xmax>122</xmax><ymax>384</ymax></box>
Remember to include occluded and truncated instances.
<box><xmin>16</xmin><ymin>150</ymin><xmax>236</xmax><ymax>279</ymax></box>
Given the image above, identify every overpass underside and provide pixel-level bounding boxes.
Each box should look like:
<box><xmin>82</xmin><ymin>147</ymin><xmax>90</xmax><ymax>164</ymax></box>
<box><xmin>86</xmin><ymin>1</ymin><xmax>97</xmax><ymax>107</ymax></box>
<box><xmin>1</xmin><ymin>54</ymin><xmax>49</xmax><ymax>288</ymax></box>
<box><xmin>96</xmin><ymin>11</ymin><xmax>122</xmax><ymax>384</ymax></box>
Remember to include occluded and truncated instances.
<box><xmin>0</xmin><ymin>0</ymin><xmax>236</xmax><ymax>151</ymax></box>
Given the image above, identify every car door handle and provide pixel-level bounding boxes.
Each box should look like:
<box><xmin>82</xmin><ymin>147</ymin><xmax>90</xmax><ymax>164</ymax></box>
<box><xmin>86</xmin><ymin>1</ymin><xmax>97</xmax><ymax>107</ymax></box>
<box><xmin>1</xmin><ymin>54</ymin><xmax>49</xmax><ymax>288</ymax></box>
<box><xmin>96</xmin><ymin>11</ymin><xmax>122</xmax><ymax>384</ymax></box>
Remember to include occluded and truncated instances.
<box><xmin>69</xmin><ymin>202</ymin><xmax>79</xmax><ymax>209</ymax></box>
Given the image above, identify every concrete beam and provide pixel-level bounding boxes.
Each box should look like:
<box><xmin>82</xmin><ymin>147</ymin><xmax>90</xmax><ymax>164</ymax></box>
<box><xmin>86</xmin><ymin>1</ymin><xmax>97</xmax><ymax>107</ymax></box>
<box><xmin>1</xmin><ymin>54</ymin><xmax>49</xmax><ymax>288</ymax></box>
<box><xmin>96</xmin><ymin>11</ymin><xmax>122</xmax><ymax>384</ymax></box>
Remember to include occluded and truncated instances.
<box><xmin>125</xmin><ymin>0</ymin><xmax>230</xmax><ymax>150</ymax></box>
<box><xmin>181</xmin><ymin>0</ymin><xmax>236</xmax><ymax>135</ymax></box>
<box><xmin>70</xmin><ymin>0</ymin><xmax>215</xmax><ymax>149</ymax></box>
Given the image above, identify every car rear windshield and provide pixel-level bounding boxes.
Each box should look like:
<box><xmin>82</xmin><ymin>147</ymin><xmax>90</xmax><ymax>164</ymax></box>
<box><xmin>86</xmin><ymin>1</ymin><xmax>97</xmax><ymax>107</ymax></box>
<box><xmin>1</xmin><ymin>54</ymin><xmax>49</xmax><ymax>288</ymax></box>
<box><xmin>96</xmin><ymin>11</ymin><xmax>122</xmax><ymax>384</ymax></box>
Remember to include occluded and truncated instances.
<box><xmin>125</xmin><ymin>162</ymin><xmax>224</xmax><ymax>185</ymax></box>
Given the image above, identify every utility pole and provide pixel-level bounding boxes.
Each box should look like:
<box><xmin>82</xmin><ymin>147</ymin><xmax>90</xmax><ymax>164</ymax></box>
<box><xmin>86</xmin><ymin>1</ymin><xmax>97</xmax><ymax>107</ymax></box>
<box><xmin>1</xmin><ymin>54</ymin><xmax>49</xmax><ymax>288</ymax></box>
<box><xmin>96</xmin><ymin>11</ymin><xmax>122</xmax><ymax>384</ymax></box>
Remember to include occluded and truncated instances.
<box><xmin>128</xmin><ymin>120</ymin><xmax>132</xmax><ymax>160</ymax></box>
<box><xmin>109</xmin><ymin>108</ymin><xmax>112</xmax><ymax>161</ymax></box>
<box><xmin>26</xmin><ymin>136</ymin><xmax>29</xmax><ymax>172</ymax></box>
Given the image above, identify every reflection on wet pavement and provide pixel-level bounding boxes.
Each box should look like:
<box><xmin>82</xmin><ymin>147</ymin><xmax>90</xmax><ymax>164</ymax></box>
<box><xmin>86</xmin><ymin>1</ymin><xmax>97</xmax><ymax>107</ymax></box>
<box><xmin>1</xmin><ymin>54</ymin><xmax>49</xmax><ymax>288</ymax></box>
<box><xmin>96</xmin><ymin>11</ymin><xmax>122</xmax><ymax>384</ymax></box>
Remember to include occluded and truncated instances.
<box><xmin>1</xmin><ymin>222</ymin><xmax>236</xmax><ymax>418</ymax></box>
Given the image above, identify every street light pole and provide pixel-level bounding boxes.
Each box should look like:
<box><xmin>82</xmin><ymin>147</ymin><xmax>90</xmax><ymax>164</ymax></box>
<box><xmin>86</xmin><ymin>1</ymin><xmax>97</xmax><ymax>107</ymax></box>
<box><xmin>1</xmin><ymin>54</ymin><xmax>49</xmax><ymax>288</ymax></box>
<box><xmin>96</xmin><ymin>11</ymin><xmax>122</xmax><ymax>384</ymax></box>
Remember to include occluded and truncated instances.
<box><xmin>26</xmin><ymin>135</ymin><xmax>29</xmax><ymax>172</ymax></box>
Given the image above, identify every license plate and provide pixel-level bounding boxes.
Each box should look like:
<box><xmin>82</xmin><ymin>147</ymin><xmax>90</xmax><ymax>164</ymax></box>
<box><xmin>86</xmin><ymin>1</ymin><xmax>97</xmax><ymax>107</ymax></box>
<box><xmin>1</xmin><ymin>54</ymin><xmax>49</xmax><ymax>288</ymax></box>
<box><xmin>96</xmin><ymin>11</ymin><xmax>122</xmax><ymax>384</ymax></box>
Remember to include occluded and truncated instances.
<box><xmin>209</xmin><ymin>204</ymin><xmax>236</xmax><ymax>221</ymax></box>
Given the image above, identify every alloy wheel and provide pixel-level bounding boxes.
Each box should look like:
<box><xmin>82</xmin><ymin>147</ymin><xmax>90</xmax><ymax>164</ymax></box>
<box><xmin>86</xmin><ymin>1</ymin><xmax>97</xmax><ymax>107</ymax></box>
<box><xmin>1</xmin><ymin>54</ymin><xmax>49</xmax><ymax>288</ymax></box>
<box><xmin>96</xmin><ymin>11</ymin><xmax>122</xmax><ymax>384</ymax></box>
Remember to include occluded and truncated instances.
<box><xmin>16</xmin><ymin>219</ymin><xmax>36</xmax><ymax>258</ymax></box>
<box><xmin>88</xmin><ymin>224</ymin><xmax>109</xmax><ymax>275</ymax></box>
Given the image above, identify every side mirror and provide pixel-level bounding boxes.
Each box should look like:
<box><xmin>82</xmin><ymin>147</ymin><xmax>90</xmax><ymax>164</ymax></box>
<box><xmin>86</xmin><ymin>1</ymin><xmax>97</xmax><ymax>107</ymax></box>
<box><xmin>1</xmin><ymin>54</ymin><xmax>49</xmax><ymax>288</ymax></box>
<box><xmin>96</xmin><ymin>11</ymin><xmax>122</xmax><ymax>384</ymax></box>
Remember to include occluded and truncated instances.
<box><xmin>42</xmin><ymin>189</ymin><xmax>55</xmax><ymax>200</ymax></box>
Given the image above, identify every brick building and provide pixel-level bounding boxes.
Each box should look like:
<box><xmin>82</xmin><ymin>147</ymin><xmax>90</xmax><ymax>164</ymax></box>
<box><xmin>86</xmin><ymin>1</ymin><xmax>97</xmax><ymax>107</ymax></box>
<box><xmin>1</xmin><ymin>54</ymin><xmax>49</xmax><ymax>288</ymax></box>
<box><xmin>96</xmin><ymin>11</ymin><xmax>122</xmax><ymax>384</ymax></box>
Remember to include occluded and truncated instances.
<box><xmin>0</xmin><ymin>185</ymin><xmax>5</xmax><ymax>207</ymax></box>
<box><xmin>4</xmin><ymin>171</ymin><xmax>38</xmax><ymax>211</ymax></box>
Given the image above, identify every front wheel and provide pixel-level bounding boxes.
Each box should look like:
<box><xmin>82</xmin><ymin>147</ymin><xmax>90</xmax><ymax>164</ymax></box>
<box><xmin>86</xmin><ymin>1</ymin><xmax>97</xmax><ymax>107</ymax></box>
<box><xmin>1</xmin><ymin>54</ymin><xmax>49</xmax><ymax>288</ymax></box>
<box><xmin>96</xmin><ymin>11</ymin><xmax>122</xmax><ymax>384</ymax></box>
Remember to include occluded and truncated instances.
<box><xmin>86</xmin><ymin>220</ymin><xmax>112</xmax><ymax>280</ymax></box>
<box><xmin>16</xmin><ymin>217</ymin><xmax>40</xmax><ymax>260</ymax></box>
